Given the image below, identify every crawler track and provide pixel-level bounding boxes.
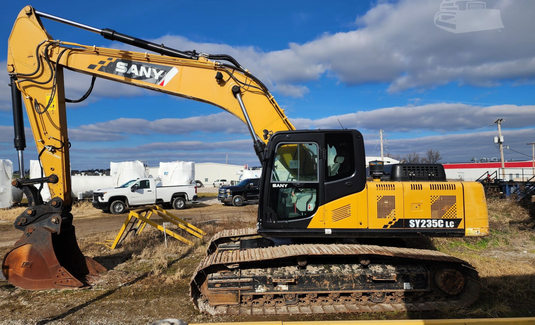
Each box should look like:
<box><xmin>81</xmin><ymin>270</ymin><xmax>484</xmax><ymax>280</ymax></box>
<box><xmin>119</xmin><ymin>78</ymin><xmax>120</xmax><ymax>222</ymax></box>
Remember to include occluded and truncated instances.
<box><xmin>190</xmin><ymin>229</ymin><xmax>480</xmax><ymax>315</ymax></box>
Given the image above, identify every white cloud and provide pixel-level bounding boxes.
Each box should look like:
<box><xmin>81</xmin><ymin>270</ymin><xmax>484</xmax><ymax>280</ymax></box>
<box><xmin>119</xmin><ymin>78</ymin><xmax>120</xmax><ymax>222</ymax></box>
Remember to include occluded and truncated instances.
<box><xmin>76</xmin><ymin>112</ymin><xmax>248</xmax><ymax>137</ymax></box>
<box><xmin>67</xmin><ymin>102</ymin><xmax>535</xmax><ymax>141</ymax></box>
<box><xmin>0</xmin><ymin>124</ymin><xmax>123</xmax><ymax>143</ymax></box>
<box><xmin>295</xmin><ymin>103</ymin><xmax>535</xmax><ymax>132</ymax></box>
<box><xmin>375</xmin><ymin>128</ymin><xmax>535</xmax><ymax>162</ymax></box>
<box><xmin>0</xmin><ymin>125</ymin><xmax>34</xmax><ymax>144</ymax></box>
<box><xmin>68</xmin><ymin>128</ymin><xmax>129</xmax><ymax>142</ymax></box>
<box><xmin>122</xmin><ymin>0</ymin><xmax>535</xmax><ymax>97</ymax></box>
<box><xmin>273</xmin><ymin>83</ymin><xmax>310</xmax><ymax>98</ymax></box>
<box><xmin>68</xmin><ymin>139</ymin><xmax>258</xmax><ymax>169</ymax></box>
<box><xmin>4</xmin><ymin>1</ymin><xmax>535</xmax><ymax>106</ymax></box>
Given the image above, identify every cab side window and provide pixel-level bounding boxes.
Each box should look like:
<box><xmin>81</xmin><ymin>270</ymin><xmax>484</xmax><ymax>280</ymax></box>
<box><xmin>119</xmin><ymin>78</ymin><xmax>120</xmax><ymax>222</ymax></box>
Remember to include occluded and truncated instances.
<box><xmin>326</xmin><ymin>133</ymin><xmax>355</xmax><ymax>182</ymax></box>
<box><xmin>139</xmin><ymin>180</ymin><xmax>150</xmax><ymax>189</ymax></box>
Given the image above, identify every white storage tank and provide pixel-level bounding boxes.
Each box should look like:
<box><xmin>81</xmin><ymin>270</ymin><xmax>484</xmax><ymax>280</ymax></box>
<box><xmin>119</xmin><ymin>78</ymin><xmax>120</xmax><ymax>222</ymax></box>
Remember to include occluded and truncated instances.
<box><xmin>11</xmin><ymin>186</ymin><xmax>23</xmax><ymax>205</ymax></box>
<box><xmin>72</xmin><ymin>175</ymin><xmax>113</xmax><ymax>199</ymax></box>
<box><xmin>240</xmin><ymin>168</ymin><xmax>262</xmax><ymax>180</ymax></box>
<box><xmin>158</xmin><ymin>161</ymin><xmax>195</xmax><ymax>186</ymax></box>
<box><xmin>31</xmin><ymin>160</ymin><xmax>116</xmax><ymax>201</ymax></box>
<box><xmin>30</xmin><ymin>160</ymin><xmax>51</xmax><ymax>202</ymax></box>
<box><xmin>0</xmin><ymin>159</ymin><xmax>13</xmax><ymax>208</ymax></box>
<box><xmin>110</xmin><ymin>161</ymin><xmax>146</xmax><ymax>187</ymax></box>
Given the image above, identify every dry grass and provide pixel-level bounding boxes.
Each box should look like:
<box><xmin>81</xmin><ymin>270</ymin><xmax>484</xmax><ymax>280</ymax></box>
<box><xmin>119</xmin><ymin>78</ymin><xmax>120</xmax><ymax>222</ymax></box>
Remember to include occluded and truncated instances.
<box><xmin>0</xmin><ymin>206</ymin><xmax>25</xmax><ymax>222</ymax></box>
<box><xmin>432</xmin><ymin>198</ymin><xmax>535</xmax><ymax>317</ymax></box>
<box><xmin>487</xmin><ymin>197</ymin><xmax>534</xmax><ymax>230</ymax></box>
<box><xmin>1</xmin><ymin>198</ymin><xmax>535</xmax><ymax>322</ymax></box>
<box><xmin>0</xmin><ymin>199</ymin><xmax>106</xmax><ymax>223</ymax></box>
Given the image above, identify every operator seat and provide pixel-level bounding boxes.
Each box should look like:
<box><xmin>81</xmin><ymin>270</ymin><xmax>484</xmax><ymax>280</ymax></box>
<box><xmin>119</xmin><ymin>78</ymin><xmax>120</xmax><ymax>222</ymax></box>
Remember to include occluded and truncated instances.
<box><xmin>329</xmin><ymin>155</ymin><xmax>345</xmax><ymax>176</ymax></box>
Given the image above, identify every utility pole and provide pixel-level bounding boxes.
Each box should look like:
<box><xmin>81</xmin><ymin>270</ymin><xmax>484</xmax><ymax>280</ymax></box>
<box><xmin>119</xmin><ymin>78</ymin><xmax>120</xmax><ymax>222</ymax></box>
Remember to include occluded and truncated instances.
<box><xmin>528</xmin><ymin>141</ymin><xmax>535</xmax><ymax>178</ymax></box>
<box><xmin>380</xmin><ymin>129</ymin><xmax>384</xmax><ymax>161</ymax></box>
<box><xmin>494</xmin><ymin>119</ymin><xmax>505</xmax><ymax>179</ymax></box>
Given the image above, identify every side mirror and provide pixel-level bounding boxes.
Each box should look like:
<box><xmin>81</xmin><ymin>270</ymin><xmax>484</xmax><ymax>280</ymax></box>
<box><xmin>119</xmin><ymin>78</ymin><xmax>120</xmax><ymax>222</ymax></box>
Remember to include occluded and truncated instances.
<box><xmin>131</xmin><ymin>185</ymin><xmax>138</xmax><ymax>192</ymax></box>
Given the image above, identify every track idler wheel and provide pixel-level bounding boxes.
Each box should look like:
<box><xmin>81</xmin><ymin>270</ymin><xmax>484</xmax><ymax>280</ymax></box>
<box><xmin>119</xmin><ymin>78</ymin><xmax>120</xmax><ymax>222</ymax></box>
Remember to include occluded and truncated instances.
<box><xmin>434</xmin><ymin>267</ymin><xmax>466</xmax><ymax>296</ymax></box>
<box><xmin>2</xmin><ymin>224</ymin><xmax>105</xmax><ymax>290</ymax></box>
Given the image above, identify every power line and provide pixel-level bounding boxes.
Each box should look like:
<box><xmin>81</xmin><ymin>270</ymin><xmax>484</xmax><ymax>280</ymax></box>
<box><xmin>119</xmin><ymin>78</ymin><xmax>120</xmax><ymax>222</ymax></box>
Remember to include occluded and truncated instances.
<box><xmin>506</xmin><ymin>147</ymin><xmax>532</xmax><ymax>158</ymax></box>
<box><xmin>405</xmin><ymin>121</ymin><xmax>496</xmax><ymax>152</ymax></box>
<box><xmin>439</xmin><ymin>132</ymin><xmax>491</xmax><ymax>154</ymax></box>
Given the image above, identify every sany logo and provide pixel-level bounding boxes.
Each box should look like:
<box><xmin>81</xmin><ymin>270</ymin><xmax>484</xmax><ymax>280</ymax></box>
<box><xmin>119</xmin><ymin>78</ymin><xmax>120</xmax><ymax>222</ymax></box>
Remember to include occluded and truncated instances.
<box><xmin>272</xmin><ymin>184</ymin><xmax>288</xmax><ymax>188</ymax></box>
<box><xmin>96</xmin><ymin>59</ymin><xmax>178</xmax><ymax>87</ymax></box>
<box><xmin>115</xmin><ymin>62</ymin><xmax>166</xmax><ymax>80</ymax></box>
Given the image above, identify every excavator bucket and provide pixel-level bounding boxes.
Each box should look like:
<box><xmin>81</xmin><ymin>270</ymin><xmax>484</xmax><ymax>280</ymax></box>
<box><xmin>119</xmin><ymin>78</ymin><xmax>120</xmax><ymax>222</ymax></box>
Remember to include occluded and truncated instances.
<box><xmin>3</xmin><ymin>225</ymin><xmax>105</xmax><ymax>290</ymax></box>
<box><xmin>2</xmin><ymin>195</ymin><xmax>106</xmax><ymax>290</ymax></box>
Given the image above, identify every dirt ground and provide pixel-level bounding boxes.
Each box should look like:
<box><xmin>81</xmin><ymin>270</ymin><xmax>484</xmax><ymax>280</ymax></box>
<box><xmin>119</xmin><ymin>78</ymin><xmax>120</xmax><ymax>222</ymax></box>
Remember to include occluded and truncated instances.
<box><xmin>1</xmin><ymin>196</ymin><xmax>535</xmax><ymax>324</ymax></box>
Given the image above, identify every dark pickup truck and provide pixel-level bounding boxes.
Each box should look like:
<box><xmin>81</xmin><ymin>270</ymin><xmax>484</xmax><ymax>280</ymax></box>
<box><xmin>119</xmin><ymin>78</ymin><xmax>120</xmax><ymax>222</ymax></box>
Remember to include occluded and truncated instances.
<box><xmin>217</xmin><ymin>178</ymin><xmax>260</xmax><ymax>206</ymax></box>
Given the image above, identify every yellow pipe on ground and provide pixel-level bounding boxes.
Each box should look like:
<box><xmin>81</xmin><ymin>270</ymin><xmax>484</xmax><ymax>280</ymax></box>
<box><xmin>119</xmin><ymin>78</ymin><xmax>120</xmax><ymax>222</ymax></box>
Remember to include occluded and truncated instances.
<box><xmin>184</xmin><ymin>318</ymin><xmax>535</xmax><ymax>325</ymax></box>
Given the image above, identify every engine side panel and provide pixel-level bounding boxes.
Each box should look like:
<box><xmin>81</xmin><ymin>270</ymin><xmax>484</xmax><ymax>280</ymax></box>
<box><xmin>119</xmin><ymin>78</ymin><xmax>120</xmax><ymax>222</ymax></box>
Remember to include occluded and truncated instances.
<box><xmin>305</xmin><ymin>180</ymin><xmax>487</xmax><ymax>237</ymax></box>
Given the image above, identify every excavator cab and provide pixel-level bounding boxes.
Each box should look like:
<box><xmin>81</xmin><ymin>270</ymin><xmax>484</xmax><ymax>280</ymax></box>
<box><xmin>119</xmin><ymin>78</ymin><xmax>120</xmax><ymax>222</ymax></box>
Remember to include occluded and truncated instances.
<box><xmin>258</xmin><ymin>129</ymin><xmax>367</xmax><ymax>234</ymax></box>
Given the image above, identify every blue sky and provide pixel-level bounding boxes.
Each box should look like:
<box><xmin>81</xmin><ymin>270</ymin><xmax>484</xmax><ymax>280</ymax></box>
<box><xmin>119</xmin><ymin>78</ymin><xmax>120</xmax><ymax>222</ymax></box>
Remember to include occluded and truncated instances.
<box><xmin>1</xmin><ymin>0</ymin><xmax>535</xmax><ymax>170</ymax></box>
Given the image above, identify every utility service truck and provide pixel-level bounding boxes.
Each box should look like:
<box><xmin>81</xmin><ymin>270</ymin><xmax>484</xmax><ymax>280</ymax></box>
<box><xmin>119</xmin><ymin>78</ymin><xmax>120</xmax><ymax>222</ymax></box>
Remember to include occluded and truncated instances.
<box><xmin>92</xmin><ymin>178</ymin><xmax>197</xmax><ymax>214</ymax></box>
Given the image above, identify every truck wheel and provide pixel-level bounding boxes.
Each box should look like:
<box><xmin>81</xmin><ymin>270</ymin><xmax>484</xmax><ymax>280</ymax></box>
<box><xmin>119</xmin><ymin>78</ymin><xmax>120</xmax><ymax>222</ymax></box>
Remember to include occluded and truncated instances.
<box><xmin>172</xmin><ymin>197</ymin><xmax>186</xmax><ymax>210</ymax></box>
<box><xmin>110</xmin><ymin>200</ymin><xmax>126</xmax><ymax>214</ymax></box>
<box><xmin>232</xmin><ymin>195</ymin><xmax>244</xmax><ymax>207</ymax></box>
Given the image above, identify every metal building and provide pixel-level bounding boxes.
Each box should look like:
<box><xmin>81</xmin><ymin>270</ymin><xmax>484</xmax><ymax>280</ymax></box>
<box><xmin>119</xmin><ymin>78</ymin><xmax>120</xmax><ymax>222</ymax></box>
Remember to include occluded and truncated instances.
<box><xmin>195</xmin><ymin>162</ymin><xmax>246</xmax><ymax>187</ymax></box>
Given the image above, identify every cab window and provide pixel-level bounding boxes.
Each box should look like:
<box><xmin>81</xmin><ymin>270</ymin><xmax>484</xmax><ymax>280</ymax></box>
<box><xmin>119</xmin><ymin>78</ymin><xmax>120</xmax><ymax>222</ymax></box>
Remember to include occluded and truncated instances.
<box><xmin>271</xmin><ymin>143</ymin><xmax>318</xmax><ymax>182</ymax></box>
<box><xmin>269</xmin><ymin>142</ymin><xmax>319</xmax><ymax>220</ymax></box>
<box><xmin>326</xmin><ymin>133</ymin><xmax>355</xmax><ymax>182</ymax></box>
<box><xmin>138</xmin><ymin>180</ymin><xmax>150</xmax><ymax>189</ymax></box>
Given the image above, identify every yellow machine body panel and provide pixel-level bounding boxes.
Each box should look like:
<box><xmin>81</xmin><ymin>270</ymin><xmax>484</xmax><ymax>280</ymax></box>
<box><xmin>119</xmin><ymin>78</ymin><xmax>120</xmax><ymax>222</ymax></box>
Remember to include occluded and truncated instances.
<box><xmin>308</xmin><ymin>191</ymin><xmax>369</xmax><ymax>229</ymax></box>
<box><xmin>463</xmin><ymin>181</ymin><xmax>490</xmax><ymax>236</ymax></box>
<box><xmin>308</xmin><ymin>180</ymin><xmax>488</xmax><ymax>237</ymax></box>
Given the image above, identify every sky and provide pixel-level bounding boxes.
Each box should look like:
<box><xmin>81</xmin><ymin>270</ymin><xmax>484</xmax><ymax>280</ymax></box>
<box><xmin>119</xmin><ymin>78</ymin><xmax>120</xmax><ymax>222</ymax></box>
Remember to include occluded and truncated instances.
<box><xmin>1</xmin><ymin>0</ymin><xmax>535</xmax><ymax>171</ymax></box>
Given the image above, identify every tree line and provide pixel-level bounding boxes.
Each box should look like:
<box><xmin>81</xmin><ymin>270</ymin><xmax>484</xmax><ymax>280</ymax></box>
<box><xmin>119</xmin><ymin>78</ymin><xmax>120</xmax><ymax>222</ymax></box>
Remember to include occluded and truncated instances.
<box><xmin>387</xmin><ymin>149</ymin><xmax>442</xmax><ymax>164</ymax></box>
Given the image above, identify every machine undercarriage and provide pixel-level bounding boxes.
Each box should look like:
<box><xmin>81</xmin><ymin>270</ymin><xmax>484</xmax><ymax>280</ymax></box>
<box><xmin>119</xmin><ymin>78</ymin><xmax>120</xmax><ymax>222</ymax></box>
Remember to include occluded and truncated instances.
<box><xmin>190</xmin><ymin>229</ymin><xmax>480</xmax><ymax>315</ymax></box>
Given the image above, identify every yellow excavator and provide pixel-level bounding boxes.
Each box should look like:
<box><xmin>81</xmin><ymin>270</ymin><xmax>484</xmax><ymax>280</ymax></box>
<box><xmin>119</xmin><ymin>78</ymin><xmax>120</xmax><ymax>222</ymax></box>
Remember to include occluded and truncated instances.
<box><xmin>4</xmin><ymin>6</ymin><xmax>488</xmax><ymax>315</ymax></box>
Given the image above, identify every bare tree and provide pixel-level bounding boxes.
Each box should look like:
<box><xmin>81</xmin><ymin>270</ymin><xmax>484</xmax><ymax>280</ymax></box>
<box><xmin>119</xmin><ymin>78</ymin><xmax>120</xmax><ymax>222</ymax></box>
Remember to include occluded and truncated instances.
<box><xmin>385</xmin><ymin>153</ymin><xmax>403</xmax><ymax>162</ymax></box>
<box><xmin>404</xmin><ymin>152</ymin><xmax>421</xmax><ymax>163</ymax></box>
<box><xmin>422</xmin><ymin>149</ymin><xmax>442</xmax><ymax>164</ymax></box>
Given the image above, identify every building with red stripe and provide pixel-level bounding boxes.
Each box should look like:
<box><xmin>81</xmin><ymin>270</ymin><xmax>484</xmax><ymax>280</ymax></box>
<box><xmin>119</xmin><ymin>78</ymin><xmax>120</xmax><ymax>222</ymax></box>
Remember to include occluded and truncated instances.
<box><xmin>443</xmin><ymin>161</ymin><xmax>535</xmax><ymax>181</ymax></box>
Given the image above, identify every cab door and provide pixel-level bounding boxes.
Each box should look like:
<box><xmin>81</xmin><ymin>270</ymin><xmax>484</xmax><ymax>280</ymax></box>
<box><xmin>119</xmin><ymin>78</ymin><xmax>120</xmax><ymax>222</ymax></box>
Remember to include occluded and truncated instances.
<box><xmin>324</xmin><ymin>131</ymin><xmax>366</xmax><ymax>203</ymax></box>
<box><xmin>129</xmin><ymin>179</ymin><xmax>155</xmax><ymax>205</ymax></box>
<box><xmin>259</xmin><ymin>132</ymin><xmax>324</xmax><ymax>231</ymax></box>
<box><xmin>245</xmin><ymin>179</ymin><xmax>260</xmax><ymax>200</ymax></box>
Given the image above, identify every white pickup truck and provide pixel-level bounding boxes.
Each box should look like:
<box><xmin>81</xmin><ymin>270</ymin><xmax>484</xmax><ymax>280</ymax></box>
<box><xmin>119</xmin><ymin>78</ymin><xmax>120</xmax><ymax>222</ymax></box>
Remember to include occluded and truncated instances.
<box><xmin>92</xmin><ymin>178</ymin><xmax>197</xmax><ymax>214</ymax></box>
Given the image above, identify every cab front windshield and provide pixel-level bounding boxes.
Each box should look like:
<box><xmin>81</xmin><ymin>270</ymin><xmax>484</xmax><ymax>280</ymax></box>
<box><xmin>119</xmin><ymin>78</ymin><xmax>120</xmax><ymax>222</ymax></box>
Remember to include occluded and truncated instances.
<box><xmin>118</xmin><ymin>180</ymin><xmax>137</xmax><ymax>188</ymax></box>
<box><xmin>268</xmin><ymin>142</ymin><xmax>319</xmax><ymax>221</ymax></box>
